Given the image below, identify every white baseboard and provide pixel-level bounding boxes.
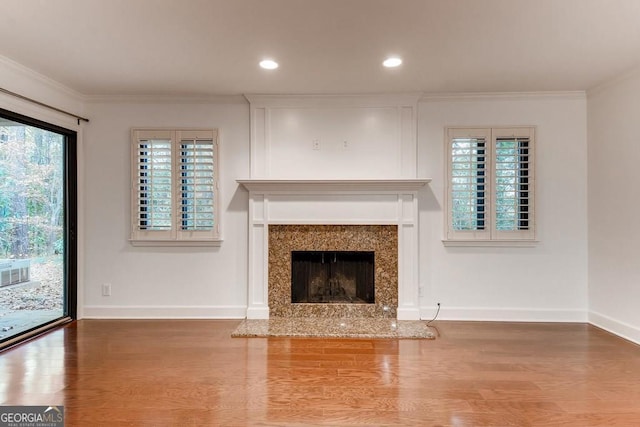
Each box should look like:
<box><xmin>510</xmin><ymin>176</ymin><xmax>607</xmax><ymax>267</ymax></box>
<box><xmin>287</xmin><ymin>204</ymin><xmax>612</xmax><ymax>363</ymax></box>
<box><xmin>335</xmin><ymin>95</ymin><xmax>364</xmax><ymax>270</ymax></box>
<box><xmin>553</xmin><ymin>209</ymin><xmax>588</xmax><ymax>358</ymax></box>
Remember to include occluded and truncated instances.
<box><xmin>75</xmin><ymin>306</ymin><xmax>640</xmax><ymax>345</ymax></box>
<box><xmin>397</xmin><ymin>307</ymin><xmax>421</xmax><ymax>320</ymax></box>
<box><xmin>81</xmin><ymin>305</ymin><xmax>246</xmax><ymax>319</ymax></box>
<box><xmin>589</xmin><ymin>311</ymin><xmax>640</xmax><ymax>345</ymax></box>
<box><xmin>246</xmin><ymin>307</ymin><xmax>270</xmax><ymax>319</ymax></box>
<box><xmin>419</xmin><ymin>306</ymin><xmax>588</xmax><ymax>323</ymax></box>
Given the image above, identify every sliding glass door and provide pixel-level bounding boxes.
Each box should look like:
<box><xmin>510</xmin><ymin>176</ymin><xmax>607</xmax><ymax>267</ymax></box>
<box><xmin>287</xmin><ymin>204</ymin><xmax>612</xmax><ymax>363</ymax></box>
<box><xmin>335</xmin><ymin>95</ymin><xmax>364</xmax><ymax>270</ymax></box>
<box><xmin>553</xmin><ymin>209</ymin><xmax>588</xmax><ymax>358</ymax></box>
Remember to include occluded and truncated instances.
<box><xmin>0</xmin><ymin>108</ymin><xmax>76</xmax><ymax>348</ymax></box>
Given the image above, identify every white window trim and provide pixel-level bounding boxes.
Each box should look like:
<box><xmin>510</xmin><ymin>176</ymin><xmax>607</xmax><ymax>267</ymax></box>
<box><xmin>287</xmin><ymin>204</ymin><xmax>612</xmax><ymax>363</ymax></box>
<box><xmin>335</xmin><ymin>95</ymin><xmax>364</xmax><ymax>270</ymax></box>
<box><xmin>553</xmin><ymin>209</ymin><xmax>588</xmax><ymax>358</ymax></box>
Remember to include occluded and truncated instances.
<box><xmin>130</xmin><ymin>128</ymin><xmax>222</xmax><ymax>246</ymax></box>
<box><xmin>443</xmin><ymin>126</ymin><xmax>536</xmax><ymax>247</ymax></box>
<box><xmin>442</xmin><ymin>239</ymin><xmax>538</xmax><ymax>247</ymax></box>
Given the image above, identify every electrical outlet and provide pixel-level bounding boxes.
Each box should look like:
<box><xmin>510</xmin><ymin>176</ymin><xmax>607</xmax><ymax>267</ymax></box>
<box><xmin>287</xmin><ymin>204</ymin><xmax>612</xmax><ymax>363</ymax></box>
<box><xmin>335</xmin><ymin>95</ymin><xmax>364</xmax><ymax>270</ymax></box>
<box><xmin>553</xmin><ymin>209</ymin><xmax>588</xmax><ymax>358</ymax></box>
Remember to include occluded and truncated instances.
<box><xmin>312</xmin><ymin>139</ymin><xmax>320</xmax><ymax>150</ymax></box>
<box><xmin>342</xmin><ymin>140</ymin><xmax>349</xmax><ymax>150</ymax></box>
<box><xmin>102</xmin><ymin>283</ymin><xmax>111</xmax><ymax>296</ymax></box>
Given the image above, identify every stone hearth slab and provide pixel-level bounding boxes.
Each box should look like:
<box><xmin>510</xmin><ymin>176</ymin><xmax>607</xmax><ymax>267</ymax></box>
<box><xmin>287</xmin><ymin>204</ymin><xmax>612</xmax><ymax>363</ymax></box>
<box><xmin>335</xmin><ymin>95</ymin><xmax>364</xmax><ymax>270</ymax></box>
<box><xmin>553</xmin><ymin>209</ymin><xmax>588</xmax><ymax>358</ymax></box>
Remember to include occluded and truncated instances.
<box><xmin>231</xmin><ymin>318</ymin><xmax>435</xmax><ymax>339</ymax></box>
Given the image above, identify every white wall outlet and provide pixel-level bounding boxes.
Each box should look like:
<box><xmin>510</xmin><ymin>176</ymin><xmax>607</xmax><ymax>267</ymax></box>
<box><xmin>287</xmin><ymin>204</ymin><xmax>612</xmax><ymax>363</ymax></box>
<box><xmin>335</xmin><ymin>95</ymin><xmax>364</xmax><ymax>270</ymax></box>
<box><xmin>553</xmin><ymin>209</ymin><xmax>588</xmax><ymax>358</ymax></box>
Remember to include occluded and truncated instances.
<box><xmin>102</xmin><ymin>283</ymin><xmax>112</xmax><ymax>296</ymax></box>
<box><xmin>342</xmin><ymin>140</ymin><xmax>349</xmax><ymax>150</ymax></box>
<box><xmin>312</xmin><ymin>139</ymin><xmax>320</xmax><ymax>150</ymax></box>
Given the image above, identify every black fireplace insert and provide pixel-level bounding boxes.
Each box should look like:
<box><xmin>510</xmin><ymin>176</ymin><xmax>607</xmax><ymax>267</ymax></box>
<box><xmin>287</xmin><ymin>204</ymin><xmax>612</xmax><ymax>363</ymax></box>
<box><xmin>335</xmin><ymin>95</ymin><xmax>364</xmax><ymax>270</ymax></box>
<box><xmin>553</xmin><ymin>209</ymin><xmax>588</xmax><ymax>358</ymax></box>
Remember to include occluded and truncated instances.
<box><xmin>291</xmin><ymin>251</ymin><xmax>375</xmax><ymax>304</ymax></box>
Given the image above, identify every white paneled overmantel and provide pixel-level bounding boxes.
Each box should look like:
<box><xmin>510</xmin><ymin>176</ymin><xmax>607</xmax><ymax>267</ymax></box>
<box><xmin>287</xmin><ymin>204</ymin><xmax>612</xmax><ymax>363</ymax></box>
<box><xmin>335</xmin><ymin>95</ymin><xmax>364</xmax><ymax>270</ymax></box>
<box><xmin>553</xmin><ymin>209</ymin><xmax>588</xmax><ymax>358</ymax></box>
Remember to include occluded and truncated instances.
<box><xmin>238</xmin><ymin>179</ymin><xmax>430</xmax><ymax>320</ymax></box>
<box><xmin>244</xmin><ymin>94</ymin><xmax>421</xmax><ymax>179</ymax></box>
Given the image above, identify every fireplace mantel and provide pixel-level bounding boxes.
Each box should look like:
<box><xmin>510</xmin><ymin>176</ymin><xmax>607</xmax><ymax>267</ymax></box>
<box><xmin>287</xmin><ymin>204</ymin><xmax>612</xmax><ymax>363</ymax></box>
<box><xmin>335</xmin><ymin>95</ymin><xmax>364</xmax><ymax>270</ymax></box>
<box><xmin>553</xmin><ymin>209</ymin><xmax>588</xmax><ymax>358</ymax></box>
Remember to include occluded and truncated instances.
<box><xmin>237</xmin><ymin>178</ymin><xmax>430</xmax><ymax>193</ymax></box>
<box><xmin>241</xmin><ymin>177</ymin><xmax>429</xmax><ymax>321</ymax></box>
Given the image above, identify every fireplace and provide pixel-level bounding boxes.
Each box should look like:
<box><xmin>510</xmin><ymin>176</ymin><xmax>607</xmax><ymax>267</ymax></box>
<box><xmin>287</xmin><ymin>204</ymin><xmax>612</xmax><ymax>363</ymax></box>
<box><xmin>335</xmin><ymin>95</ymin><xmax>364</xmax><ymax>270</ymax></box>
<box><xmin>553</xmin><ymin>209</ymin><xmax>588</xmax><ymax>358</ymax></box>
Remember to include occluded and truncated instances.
<box><xmin>291</xmin><ymin>251</ymin><xmax>375</xmax><ymax>304</ymax></box>
<box><xmin>238</xmin><ymin>178</ymin><xmax>428</xmax><ymax>320</ymax></box>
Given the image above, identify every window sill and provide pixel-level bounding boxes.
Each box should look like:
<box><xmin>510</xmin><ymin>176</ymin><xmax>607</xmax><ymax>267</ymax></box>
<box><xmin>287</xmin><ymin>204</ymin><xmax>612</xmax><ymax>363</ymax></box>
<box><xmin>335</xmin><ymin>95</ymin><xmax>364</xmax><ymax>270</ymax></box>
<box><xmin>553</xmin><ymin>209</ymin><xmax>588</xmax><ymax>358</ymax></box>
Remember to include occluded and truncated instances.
<box><xmin>130</xmin><ymin>239</ymin><xmax>223</xmax><ymax>247</ymax></box>
<box><xmin>442</xmin><ymin>239</ymin><xmax>538</xmax><ymax>248</ymax></box>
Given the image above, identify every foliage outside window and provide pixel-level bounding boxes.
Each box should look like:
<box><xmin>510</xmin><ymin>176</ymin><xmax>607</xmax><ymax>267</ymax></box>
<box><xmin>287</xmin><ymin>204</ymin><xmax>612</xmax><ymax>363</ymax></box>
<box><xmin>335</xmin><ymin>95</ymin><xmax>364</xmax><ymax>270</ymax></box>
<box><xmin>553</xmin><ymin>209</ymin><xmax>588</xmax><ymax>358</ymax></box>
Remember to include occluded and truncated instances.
<box><xmin>445</xmin><ymin>127</ymin><xmax>535</xmax><ymax>245</ymax></box>
<box><xmin>0</xmin><ymin>123</ymin><xmax>64</xmax><ymax>257</ymax></box>
<box><xmin>130</xmin><ymin>129</ymin><xmax>221</xmax><ymax>246</ymax></box>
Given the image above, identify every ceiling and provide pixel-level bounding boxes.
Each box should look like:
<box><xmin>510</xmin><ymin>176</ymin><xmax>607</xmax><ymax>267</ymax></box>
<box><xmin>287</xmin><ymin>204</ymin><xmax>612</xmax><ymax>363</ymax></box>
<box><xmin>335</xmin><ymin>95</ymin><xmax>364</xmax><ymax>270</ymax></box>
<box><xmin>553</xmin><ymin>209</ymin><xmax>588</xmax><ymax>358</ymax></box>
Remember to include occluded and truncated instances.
<box><xmin>2</xmin><ymin>0</ymin><xmax>640</xmax><ymax>97</ymax></box>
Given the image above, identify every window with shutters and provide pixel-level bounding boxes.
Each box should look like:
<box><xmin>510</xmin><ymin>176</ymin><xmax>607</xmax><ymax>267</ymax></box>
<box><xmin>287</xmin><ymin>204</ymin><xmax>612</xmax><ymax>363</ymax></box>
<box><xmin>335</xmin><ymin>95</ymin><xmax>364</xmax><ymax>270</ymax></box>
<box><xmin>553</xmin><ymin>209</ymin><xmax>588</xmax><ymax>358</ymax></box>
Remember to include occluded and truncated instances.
<box><xmin>130</xmin><ymin>129</ymin><xmax>221</xmax><ymax>246</ymax></box>
<box><xmin>444</xmin><ymin>127</ymin><xmax>535</xmax><ymax>246</ymax></box>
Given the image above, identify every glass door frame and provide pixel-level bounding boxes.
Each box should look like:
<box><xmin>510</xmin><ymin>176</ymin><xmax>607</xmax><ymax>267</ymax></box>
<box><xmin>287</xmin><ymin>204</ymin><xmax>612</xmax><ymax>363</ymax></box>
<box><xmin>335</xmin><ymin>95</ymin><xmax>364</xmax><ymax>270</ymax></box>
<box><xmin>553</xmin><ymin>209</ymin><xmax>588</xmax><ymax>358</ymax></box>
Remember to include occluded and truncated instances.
<box><xmin>0</xmin><ymin>107</ymin><xmax>77</xmax><ymax>348</ymax></box>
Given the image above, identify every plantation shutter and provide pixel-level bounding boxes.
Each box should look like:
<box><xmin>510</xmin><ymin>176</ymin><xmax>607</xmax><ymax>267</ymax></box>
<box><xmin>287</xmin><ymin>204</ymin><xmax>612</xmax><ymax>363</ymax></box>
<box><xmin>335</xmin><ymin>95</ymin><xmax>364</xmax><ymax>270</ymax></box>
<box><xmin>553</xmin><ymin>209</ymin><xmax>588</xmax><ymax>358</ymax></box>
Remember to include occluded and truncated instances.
<box><xmin>445</xmin><ymin>126</ymin><xmax>535</xmax><ymax>244</ymax></box>
<box><xmin>131</xmin><ymin>129</ymin><xmax>220</xmax><ymax>244</ymax></box>
<box><xmin>132</xmin><ymin>130</ymin><xmax>174</xmax><ymax>240</ymax></box>
<box><xmin>176</xmin><ymin>130</ymin><xmax>219</xmax><ymax>240</ymax></box>
<box><xmin>492</xmin><ymin>127</ymin><xmax>535</xmax><ymax>240</ymax></box>
<box><xmin>446</xmin><ymin>128</ymin><xmax>492</xmax><ymax>240</ymax></box>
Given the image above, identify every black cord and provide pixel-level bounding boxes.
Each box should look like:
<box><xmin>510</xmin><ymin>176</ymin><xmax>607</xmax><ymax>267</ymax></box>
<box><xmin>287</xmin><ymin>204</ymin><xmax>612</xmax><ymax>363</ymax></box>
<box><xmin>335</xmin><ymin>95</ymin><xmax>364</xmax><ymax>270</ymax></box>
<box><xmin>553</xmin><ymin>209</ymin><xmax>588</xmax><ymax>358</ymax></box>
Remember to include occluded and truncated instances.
<box><xmin>426</xmin><ymin>303</ymin><xmax>441</xmax><ymax>325</ymax></box>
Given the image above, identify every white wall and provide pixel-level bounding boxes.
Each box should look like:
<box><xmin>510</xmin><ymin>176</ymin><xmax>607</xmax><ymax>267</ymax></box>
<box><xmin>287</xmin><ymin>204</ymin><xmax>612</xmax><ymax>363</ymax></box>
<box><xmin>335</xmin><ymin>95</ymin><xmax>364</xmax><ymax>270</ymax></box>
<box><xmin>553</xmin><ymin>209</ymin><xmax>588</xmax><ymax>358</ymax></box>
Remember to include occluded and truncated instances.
<box><xmin>418</xmin><ymin>94</ymin><xmax>589</xmax><ymax>322</ymax></box>
<box><xmin>588</xmin><ymin>71</ymin><xmax>640</xmax><ymax>344</ymax></box>
<box><xmin>82</xmin><ymin>100</ymin><xmax>250</xmax><ymax>318</ymax></box>
<box><xmin>83</xmin><ymin>94</ymin><xmax>589</xmax><ymax>322</ymax></box>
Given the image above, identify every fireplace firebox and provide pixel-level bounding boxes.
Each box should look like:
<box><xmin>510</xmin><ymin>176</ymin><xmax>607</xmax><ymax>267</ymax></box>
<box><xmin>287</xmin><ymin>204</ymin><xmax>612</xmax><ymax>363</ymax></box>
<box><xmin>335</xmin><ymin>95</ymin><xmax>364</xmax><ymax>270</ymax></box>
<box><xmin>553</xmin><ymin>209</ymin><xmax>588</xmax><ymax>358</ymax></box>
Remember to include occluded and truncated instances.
<box><xmin>291</xmin><ymin>251</ymin><xmax>375</xmax><ymax>304</ymax></box>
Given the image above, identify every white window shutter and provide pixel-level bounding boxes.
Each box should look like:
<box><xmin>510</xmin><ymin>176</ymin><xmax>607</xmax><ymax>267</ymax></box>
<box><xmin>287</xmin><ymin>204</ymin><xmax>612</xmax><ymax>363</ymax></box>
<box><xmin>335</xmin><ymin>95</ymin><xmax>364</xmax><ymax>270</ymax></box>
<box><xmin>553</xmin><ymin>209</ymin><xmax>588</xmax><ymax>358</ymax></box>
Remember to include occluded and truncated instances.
<box><xmin>176</xmin><ymin>130</ymin><xmax>220</xmax><ymax>241</ymax></box>
<box><xmin>492</xmin><ymin>127</ymin><xmax>535</xmax><ymax>241</ymax></box>
<box><xmin>131</xmin><ymin>129</ymin><xmax>175</xmax><ymax>241</ymax></box>
<box><xmin>446</xmin><ymin>128</ymin><xmax>492</xmax><ymax>240</ymax></box>
<box><xmin>130</xmin><ymin>129</ymin><xmax>221</xmax><ymax>245</ymax></box>
<box><xmin>445</xmin><ymin>126</ymin><xmax>535</xmax><ymax>244</ymax></box>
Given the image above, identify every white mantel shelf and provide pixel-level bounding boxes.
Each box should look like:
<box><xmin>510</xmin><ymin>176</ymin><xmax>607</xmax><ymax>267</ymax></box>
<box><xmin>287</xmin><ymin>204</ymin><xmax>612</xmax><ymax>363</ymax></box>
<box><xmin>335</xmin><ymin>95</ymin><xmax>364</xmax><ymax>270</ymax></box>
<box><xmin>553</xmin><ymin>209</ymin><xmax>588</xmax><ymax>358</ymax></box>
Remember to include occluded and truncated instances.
<box><xmin>237</xmin><ymin>179</ymin><xmax>431</xmax><ymax>193</ymax></box>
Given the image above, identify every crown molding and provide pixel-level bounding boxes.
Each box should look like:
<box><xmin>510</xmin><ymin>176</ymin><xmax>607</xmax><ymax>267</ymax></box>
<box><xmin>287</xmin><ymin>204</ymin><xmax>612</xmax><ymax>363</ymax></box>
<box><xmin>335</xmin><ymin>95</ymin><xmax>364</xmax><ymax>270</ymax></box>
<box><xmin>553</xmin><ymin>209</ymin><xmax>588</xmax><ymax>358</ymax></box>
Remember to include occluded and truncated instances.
<box><xmin>0</xmin><ymin>55</ymin><xmax>85</xmax><ymax>102</ymax></box>
<box><xmin>244</xmin><ymin>92</ymin><xmax>423</xmax><ymax>108</ymax></box>
<box><xmin>420</xmin><ymin>91</ymin><xmax>586</xmax><ymax>102</ymax></box>
<box><xmin>84</xmin><ymin>94</ymin><xmax>248</xmax><ymax>104</ymax></box>
<box><xmin>587</xmin><ymin>65</ymin><xmax>640</xmax><ymax>98</ymax></box>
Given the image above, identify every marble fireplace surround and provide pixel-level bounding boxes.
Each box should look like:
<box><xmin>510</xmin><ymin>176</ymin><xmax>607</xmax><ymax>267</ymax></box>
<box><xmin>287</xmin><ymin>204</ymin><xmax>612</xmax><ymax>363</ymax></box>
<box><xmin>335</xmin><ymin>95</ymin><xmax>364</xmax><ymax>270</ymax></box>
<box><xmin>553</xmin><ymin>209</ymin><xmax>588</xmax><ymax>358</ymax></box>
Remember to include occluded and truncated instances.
<box><xmin>238</xmin><ymin>179</ymin><xmax>429</xmax><ymax>320</ymax></box>
<box><xmin>269</xmin><ymin>224</ymin><xmax>397</xmax><ymax>318</ymax></box>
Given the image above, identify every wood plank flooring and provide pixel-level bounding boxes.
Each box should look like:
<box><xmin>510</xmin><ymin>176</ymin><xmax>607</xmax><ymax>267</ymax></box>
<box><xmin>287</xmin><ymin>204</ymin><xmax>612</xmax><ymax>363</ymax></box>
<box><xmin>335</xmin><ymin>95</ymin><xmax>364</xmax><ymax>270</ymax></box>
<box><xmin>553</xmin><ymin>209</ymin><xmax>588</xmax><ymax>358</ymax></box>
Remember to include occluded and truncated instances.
<box><xmin>1</xmin><ymin>320</ymin><xmax>639</xmax><ymax>426</ymax></box>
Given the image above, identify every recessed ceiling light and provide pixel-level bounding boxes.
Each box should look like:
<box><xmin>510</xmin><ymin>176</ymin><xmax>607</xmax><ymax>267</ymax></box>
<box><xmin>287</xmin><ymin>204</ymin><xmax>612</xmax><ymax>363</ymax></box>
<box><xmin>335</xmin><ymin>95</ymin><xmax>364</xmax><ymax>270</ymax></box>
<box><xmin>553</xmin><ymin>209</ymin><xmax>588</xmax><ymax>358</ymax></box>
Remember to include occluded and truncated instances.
<box><xmin>259</xmin><ymin>59</ymin><xmax>279</xmax><ymax>70</ymax></box>
<box><xmin>383</xmin><ymin>57</ymin><xmax>402</xmax><ymax>68</ymax></box>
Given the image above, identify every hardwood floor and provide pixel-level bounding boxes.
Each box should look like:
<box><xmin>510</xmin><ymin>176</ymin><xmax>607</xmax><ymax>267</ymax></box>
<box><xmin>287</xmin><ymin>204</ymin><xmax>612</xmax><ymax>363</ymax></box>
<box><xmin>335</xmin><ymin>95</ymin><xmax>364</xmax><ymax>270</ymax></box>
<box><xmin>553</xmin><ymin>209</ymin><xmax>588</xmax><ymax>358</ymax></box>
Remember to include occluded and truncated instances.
<box><xmin>1</xmin><ymin>320</ymin><xmax>639</xmax><ymax>426</ymax></box>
